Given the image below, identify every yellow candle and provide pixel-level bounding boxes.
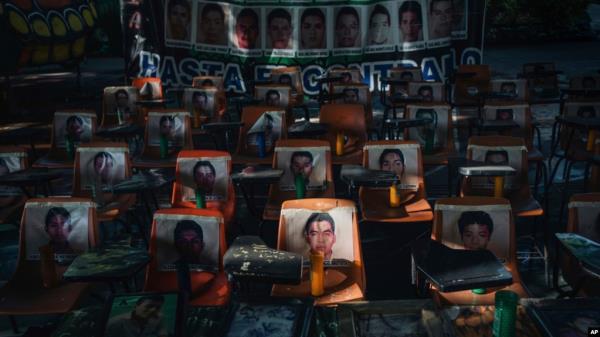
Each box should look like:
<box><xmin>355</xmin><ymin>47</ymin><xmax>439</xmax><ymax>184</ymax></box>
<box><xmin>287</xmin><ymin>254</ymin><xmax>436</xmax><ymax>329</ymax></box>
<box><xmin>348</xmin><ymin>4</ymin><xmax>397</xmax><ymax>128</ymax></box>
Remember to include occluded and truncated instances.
<box><xmin>587</xmin><ymin>130</ymin><xmax>597</xmax><ymax>152</ymax></box>
<box><xmin>390</xmin><ymin>184</ymin><xmax>400</xmax><ymax>207</ymax></box>
<box><xmin>310</xmin><ymin>251</ymin><xmax>324</xmax><ymax>297</ymax></box>
<box><xmin>494</xmin><ymin>176</ymin><xmax>504</xmax><ymax>198</ymax></box>
<box><xmin>336</xmin><ymin>132</ymin><xmax>344</xmax><ymax>156</ymax></box>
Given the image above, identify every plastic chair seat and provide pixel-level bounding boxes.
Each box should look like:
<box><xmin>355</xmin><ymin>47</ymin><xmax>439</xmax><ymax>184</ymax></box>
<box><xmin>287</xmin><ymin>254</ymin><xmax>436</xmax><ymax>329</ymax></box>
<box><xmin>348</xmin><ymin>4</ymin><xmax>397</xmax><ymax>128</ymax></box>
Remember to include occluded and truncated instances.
<box><xmin>0</xmin><ymin>279</ymin><xmax>89</xmax><ymax>316</ymax></box>
<box><xmin>332</xmin><ymin>148</ymin><xmax>363</xmax><ymax>165</ymax></box>
<box><xmin>98</xmin><ymin>194</ymin><xmax>137</xmax><ymax>222</ymax></box>
<box><xmin>359</xmin><ymin>188</ymin><xmax>433</xmax><ymax>223</ymax></box>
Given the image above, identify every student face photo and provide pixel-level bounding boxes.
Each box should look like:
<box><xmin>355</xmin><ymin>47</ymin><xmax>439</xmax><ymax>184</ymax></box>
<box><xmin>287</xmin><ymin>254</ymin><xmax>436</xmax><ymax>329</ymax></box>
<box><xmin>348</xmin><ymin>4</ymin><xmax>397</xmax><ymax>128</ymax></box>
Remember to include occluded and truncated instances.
<box><xmin>185</xmin><ymin>88</ymin><xmax>216</xmax><ymax>117</ymax></box>
<box><xmin>304</xmin><ymin>213</ymin><xmax>336</xmax><ymax>261</ymax></box>
<box><xmin>155</xmin><ymin>214</ymin><xmax>220</xmax><ymax>271</ymax></box>
<box><xmin>25</xmin><ymin>202</ymin><xmax>90</xmax><ymax>260</ymax></box>
<box><xmin>485</xmin><ymin>150</ymin><xmax>509</xmax><ymax>165</ymax></box>
<box><xmin>166</xmin><ymin>0</ymin><xmax>191</xmax><ymax>41</ymax></box>
<box><xmin>418</xmin><ymin>86</ymin><xmax>434</xmax><ymax>101</ymax></box>
<box><xmin>368</xmin><ymin>4</ymin><xmax>391</xmax><ymax>45</ymax></box>
<box><xmin>335</xmin><ymin>7</ymin><xmax>360</xmax><ymax>48</ymax></box>
<box><xmin>104</xmin><ymin>294</ymin><xmax>178</xmax><ymax>337</ymax></box>
<box><xmin>451</xmin><ymin>0</ymin><xmax>466</xmax><ymax>31</ymax></box>
<box><xmin>500</xmin><ymin>82</ymin><xmax>517</xmax><ymax>95</ymax></box>
<box><xmin>367</xmin><ymin>145</ymin><xmax>420</xmax><ymax>190</ymax></box>
<box><xmin>234</xmin><ymin>8</ymin><xmax>259</xmax><ymax>49</ymax></box>
<box><xmin>440</xmin><ymin>206</ymin><xmax>510</xmax><ymax>261</ymax></box>
<box><xmin>80</xmin><ymin>149</ymin><xmax>126</xmax><ymax>189</ymax></box>
<box><xmin>256</xmin><ymin>86</ymin><xmax>289</xmax><ymax>107</ymax></box>
<box><xmin>267</xmin><ymin>8</ymin><xmax>293</xmax><ymax>49</ymax></box>
<box><xmin>429</xmin><ymin>0</ymin><xmax>453</xmax><ymax>39</ymax></box>
<box><xmin>300</xmin><ymin>8</ymin><xmax>326</xmax><ymax>49</ymax></box>
<box><xmin>178</xmin><ymin>157</ymin><xmax>229</xmax><ymax>201</ymax></box>
<box><xmin>343</xmin><ymin>88</ymin><xmax>359</xmax><ymax>104</ymax></box>
<box><xmin>148</xmin><ymin>112</ymin><xmax>186</xmax><ymax>147</ymax></box>
<box><xmin>496</xmin><ymin>109</ymin><xmax>514</xmax><ymax>121</ymax></box>
<box><xmin>379</xmin><ymin>149</ymin><xmax>405</xmax><ymax>179</ymax></box>
<box><xmin>399</xmin><ymin>1</ymin><xmax>423</xmax><ymax>42</ymax></box>
<box><xmin>265</xmin><ymin>90</ymin><xmax>281</xmax><ymax>106</ymax></box>
<box><xmin>197</xmin><ymin>3</ymin><xmax>227</xmax><ymax>45</ymax></box>
<box><xmin>277</xmin><ymin>148</ymin><xmax>326</xmax><ymax>191</ymax></box>
<box><xmin>55</xmin><ymin>113</ymin><xmax>93</xmax><ymax>147</ymax></box>
<box><xmin>282</xmin><ymin>207</ymin><xmax>354</xmax><ymax>264</ymax></box>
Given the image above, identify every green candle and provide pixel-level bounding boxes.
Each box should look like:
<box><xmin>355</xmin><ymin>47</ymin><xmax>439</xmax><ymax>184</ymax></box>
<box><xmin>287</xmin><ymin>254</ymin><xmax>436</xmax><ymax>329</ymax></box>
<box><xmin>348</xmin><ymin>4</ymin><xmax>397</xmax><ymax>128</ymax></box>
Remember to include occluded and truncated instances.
<box><xmin>492</xmin><ymin>290</ymin><xmax>519</xmax><ymax>337</ymax></box>
<box><xmin>195</xmin><ymin>188</ymin><xmax>206</xmax><ymax>209</ymax></box>
<box><xmin>295</xmin><ymin>174</ymin><xmax>306</xmax><ymax>199</ymax></box>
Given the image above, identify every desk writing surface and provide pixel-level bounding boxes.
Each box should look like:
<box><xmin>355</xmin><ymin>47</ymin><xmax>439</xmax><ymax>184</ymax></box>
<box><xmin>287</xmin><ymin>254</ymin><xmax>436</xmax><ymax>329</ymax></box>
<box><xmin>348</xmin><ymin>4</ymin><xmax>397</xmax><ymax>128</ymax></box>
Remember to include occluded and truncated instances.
<box><xmin>555</xmin><ymin>233</ymin><xmax>600</xmax><ymax>275</ymax></box>
<box><xmin>524</xmin><ymin>298</ymin><xmax>600</xmax><ymax>337</ymax></box>
<box><xmin>412</xmin><ymin>239</ymin><xmax>512</xmax><ymax>292</ymax></box>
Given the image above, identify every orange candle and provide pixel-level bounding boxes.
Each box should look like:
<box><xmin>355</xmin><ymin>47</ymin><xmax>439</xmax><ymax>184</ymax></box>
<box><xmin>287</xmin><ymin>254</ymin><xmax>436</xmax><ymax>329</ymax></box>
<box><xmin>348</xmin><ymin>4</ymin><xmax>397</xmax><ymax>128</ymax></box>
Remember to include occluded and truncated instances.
<box><xmin>310</xmin><ymin>251</ymin><xmax>324</xmax><ymax>297</ymax></box>
<box><xmin>336</xmin><ymin>132</ymin><xmax>344</xmax><ymax>156</ymax></box>
<box><xmin>494</xmin><ymin>176</ymin><xmax>504</xmax><ymax>198</ymax></box>
<box><xmin>390</xmin><ymin>184</ymin><xmax>400</xmax><ymax>207</ymax></box>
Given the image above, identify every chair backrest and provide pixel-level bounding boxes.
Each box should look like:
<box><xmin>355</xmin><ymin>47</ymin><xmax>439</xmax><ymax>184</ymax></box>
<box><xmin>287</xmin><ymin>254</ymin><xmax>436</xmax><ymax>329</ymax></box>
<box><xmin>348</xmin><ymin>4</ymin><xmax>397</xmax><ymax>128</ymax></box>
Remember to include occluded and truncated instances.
<box><xmin>15</xmin><ymin>197</ymin><xmax>98</xmax><ymax>284</ymax></box>
<box><xmin>51</xmin><ymin>110</ymin><xmax>97</xmax><ymax>156</ymax></box>
<box><xmin>490</xmin><ymin>79</ymin><xmax>528</xmax><ymax>102</ymax></box>
<box><xmin>143</xmin><ymin>109</ymin><xmax>193</xmax><ymax>159</ymax></box>
<box><xmin>145</xmin><ymin>208</ymin><xmax>226</xmax><ymax>292</ymax></box>
<box><xmin>432</xmin><ymin>196</ymin><xmax>516</xmax><ymax>265</ymax></box>
<box><xmin>329</xmin><ymin>68</ymin><xmax>362</xmax><ymax>84</ymax></box>
<box><xmin>563</xmin><ymin>101</ymin><xmax>600</xmax><ymax>119</ymax></box>
<box><xmin>236</xmin><ymin>106</ymin><xmax>287</xmax><ymax>157</ymax></box>
<box><xmin>319</xmin><ymin>104</ymin><xmax>367</xmax><ymax>156</ymax></box>
<box><xmin>192</xmin><ymin>76</ymin><xmax>224</xmax><ymax>91</ymax></box>
<box><xmin>271</xmin><ymin>66</ymin><xmax>304</xmax><ymax>97</ymax></box>
<box><xmin>255</xmin><ymin>84</ymin><xmax>293</xmax><ymax>109</ymax></box>
<box><xmin>408</xmin><ymin>81</ymin><xmax>446</xmax><ymax>103</ymax></box>
<box><xmin>73</xmin><ymin>142</ymin><xmax>131</xmax><ymax>198</ymax></box>
<box><xmin>132</xmin><ymin>77</ymin><xmax>163</xmax><ymax>99</ymax></box>
<box><xmin>273</xmin><ymin>139</ymin><xmax>332</xmax><ymax>192</ymax></box>
<box><xmin>388</xmin><ymin>67</ymin><xmax>423</xmax><ymax>96</ymax></box>
<box><xmin>0</xmin><ymin>146</ymin><xmax>28</xmax><ymax>175</ymax></box>
<box><xmin>465</xmin><ymin>136</ymin><xmax>529</xmax><ymax>197</ymax></box>
<box><xmin>453</xmin><ymin>64</ymin><xmax>491</xmax><ymax>106</ymax></box>
<box><xmin>278</xmin><ymin>198</ymin><xmax>363</xmax><ymax>276</ymax></box>
<box><xmin>183</xmin><ymin>87</ymin><xmax>224</xmax><ymax>124</ymax></box>
<box><xmin>568</xmin><ymin>193</ymin><xmax>600</xmax><ymax>242</ymax></box>
<box><xmin>482</xmin><ymin>103</ymin><xmax>533</xmax><ymax>147</ymax></box>
<box><xmin>172</xmin><ymin>150</ymin><xmax>232</xmax><ymax>207</ymax></box>
<box><xmin>405</xmin><ymin>103</ymin><xmax>453</xmax><ymax>153</ymax></box>
<box><xmin>569</xmin><ymin>75</ymin><xmax>600</xmax><ymax>91</ymax></box>
<box><xmin>331</xmin><ymin>83</ymin><xmax>372</xmax><ymax>124</ymax></box>
<box><xmin>362</xmin><ymin>140</ymin><xmax>425</xmax><ymax>194</ymax></box>
<box><xmin>101</xmin><ymin>86</ymin><xmax>139</xmax><ymax>128</ymax></box>
<box><xmin>522</xmin><ymin>62</ymin><xmax>558</xmax><ymax>92</ymax></box>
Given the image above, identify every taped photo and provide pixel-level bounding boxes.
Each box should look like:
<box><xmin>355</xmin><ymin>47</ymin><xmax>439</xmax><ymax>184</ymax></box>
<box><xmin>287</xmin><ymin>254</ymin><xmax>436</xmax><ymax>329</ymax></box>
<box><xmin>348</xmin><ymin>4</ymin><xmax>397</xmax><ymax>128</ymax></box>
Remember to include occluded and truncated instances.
<box><xmin>365</xmin><ymin>144</ymin><xmax>420</xmax><ymax>190</ymax></box>
<box><xmin>192</xmin><ymin>76</ymin><xmax>224</xmax><ymax>91</ymax></box>
<box><xmin>231</xmin><ymin>6</ymin><xmax>263</xmax><ymax>57</ymax></box>
<box><xmin>483</xmin><ymin>104</ymin><xmax>528</xmax><ymax>128</ymax></box>
<box><xmin>333</xmin><ymin>84</ymin><xmax>369</xmax><ymax>105</ymax></box>
<box><xmin>246</xmin><ymin>111</ymin><xmax>284</xmax><ymax>155</ymax></box>
<box><xmin>104</xmin><ymin>293</ymin><xmax>179</xmax><ymax>337</ymax></box>
<box><xmin>25</xmin><ymin>202</ymin><xmax>91</xmax><ymax>261</ymax></box>
<box><xmin>165</xmin><ymin>0</ymin><xmax>192</xmax><ymax>46</ymax></box>
<box><xmin>407</xmin><ymin>105</ymin><xmax>449</xmax><ymax>151</ymax></box>
<box><xmin>147</xmin><ymin>112</ymin><xmax>189</xmax><ymax>147</ymax></box>
<box><xmin>78</xmin><ymin>148</ymin><xmax>127</xmax><ymax>190</ymax></box>
<box><xmin>103</xmin><ymin>87</ymin><xmax>138</xmax><ymax>125</ymax></box>
<box><xmin>255</xmin><ymin>85</ymin><xmax>291</xmax><ymax>108</ymax></box>
<box><xmin>54</xmin><ymin>112</ymin><xmax>94</xmax><ymax>148</ymax></box>
<box><xmin>281</xmin><ymin>206</ymin><xmax>355</xmax><ymax>265</ymax></box>
<box><xmin>408</xmin><ymin>82</ymin><xmax>444</xmax><ymax>102</ymax></box>
<box><xmin>490</xmin><ymin>79</ymin><xmax>527</xmax><ymax>101</ymax></box>
<box><xmin>277</xmin><ymin>147</ymin><xmax>327</xmax><ymax>191</ymax></box>
<box><xmin>265</xmin><ymin>7</ymin><xmax>295</xmax><ymax>52</ymax></box>
<box><xmin>365</xmin><ymin>2</ymin><xmax>396</xmax><ymax>53</ymax></box>
<box><xmin>470</xmin><ymin>146</ymin><xmax>524</xmax><ymax>191</ymax></box>
<box><xmin>177</xmin><ymin>156</ymin><xmax>229</xmax><ymax>202</ymax></box>
<box><xmin>333</xmin><ymin>6</ymin><xmax>363</xmax><ymax>54</ymax></box>
<box><xmin>298</xmin><ymin>7</ymin><xmax>328</xmax><ymax>56</ymax></box>
<box><xmin>183</xmin><ymin>88</ymin><xmax>217</xmax><ymax>120</ymax></box>
<box><xmin>155</xmin><ymin>214</ymin><xmax>220</xmax><ymax>272</ymax></box>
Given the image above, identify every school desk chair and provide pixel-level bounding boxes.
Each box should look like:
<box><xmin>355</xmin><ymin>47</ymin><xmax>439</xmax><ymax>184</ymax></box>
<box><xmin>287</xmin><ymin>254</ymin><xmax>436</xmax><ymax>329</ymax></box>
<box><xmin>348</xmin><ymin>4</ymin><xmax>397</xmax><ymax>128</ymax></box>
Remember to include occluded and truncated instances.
<box><xmin>0</xmin><ymin>197</ymin><xmax>99</xmax><ymax>332</ymax></box>
<box><xmin>171</xmin><ymin>150</ymin><xmax>235</xmax><ymax>228</ymax></box>
<box><xmin>380</xmin><ymin>66</ymin><xmax>423</xmax><ymax>121</ymax></box>
<box><xmin>144</xmin><ymin>208</ymin><xmax>230</xmax><ymax>306</ymax></box>
<box><xmin>271</xmin><ymin>198</ymin><xmax>366</xmax><ymax>306</ymax></box>
<box><xmin>358</xmin><ymin>140</ymin><xmax>433</xmax><ymax>223</ymax></box>
<box><xmin>430</xmin><ymin>196</ymin><xmax>529</xmax><ymax>306</ymax></box>
<box><xmin>319</xmin><ymin>104</ymin><xmax>367</xmax><ymax>165</ymax></box>
<box><xmin>33</xmin><ymin>110</ymin><xmax>97</xmax><ymax>169</ymax></box>
<box><xmin>263</xmin><ymin>139</ymin><xmax>335</xmax><ymax>221</ymax></box>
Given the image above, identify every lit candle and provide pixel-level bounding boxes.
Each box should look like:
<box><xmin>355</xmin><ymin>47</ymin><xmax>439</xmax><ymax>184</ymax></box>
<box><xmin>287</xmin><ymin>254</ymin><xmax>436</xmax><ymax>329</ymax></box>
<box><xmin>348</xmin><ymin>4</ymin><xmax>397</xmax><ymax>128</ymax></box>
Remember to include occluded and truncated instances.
<box><xmin>195</xmin><ymin>188</ymin><xmax>206</xmax><ymax>209</ymax></box>
<box><xmin>310</xmin><ymin>251</ymin><xmax>324</xmax><ymax>297</ymax></box>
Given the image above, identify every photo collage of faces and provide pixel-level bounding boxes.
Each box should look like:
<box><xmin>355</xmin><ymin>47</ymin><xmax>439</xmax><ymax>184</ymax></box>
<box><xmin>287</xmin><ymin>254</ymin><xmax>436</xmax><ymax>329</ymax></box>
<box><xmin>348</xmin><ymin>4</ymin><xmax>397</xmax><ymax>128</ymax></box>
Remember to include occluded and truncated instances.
<box><xmin>25</xmin><ymin>202</ymin><xmax>92</xmax><ymax>262</ymax></box>
<box><xmin>406</xmin><ymin>104</ymin><xmax>449</xmax><ymax>151</ymax></box>
<box><xmin>154</xmin><ymin>213</ymin><xmax>220</xmax><ymax>272</ymax></box>
<box><xmin>177</xmin><ymin>156</ymin><xmax>230</xmax><ymax>202</ymax></box>
<box><xmin>164</xmin><ymin>0</ymin><xmax>469</xmax><ymax>55</ymax></box>
<box><xmin>276</xmin><ymin>147</ymin><xmax>327</xmax><ymax>191</ymax></box>
<box><xmin>78</xmin><ymin>147</ymin><xmax>127</xmax><ymax>190</ymax></box>
<box><xmin>365</xmin><ymin>144</ymin><xmax>420</xmax><ymax>191</ymax></box>
<box><xmin>281</xmin><ymin>206</ymin><xmax>355</xmax><ymax>266</ymax></box>
<box><xmin>469</xmin><ymin>146</ymin><xmax>524</xmax><ymax>191</ymax></box>
<box><xmin>439</xmin><ymin>205</ymin><xmax>511</xmax><ymax>262</ymax></box>
<box><xmin>147</xmin><ymin>111</ymin><xmax>190</xmax><ymax>148</ymax></box>
<box><xmin>54</xmin><ymin>112</ymin><xmax>95</xmax><ymax>148</ymax></box>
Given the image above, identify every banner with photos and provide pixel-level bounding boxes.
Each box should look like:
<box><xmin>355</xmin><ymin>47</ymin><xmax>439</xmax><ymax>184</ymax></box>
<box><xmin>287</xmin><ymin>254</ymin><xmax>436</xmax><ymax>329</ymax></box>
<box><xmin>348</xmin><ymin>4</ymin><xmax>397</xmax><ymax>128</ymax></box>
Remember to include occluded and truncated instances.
<box><xmin>121</xmin><ymin>0</ymin><xmax>486</xmax><ymax>94</ymax></box>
